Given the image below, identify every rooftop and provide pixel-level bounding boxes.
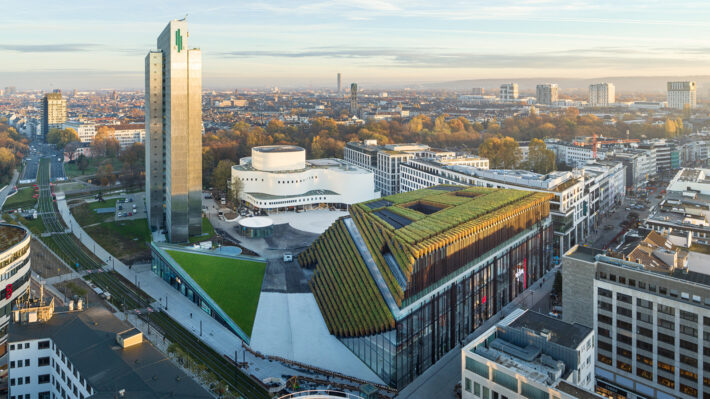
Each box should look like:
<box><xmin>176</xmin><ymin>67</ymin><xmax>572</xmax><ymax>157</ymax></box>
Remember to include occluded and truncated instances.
<box><xmin>252</xmin><ymin>145</ymin><xmax>304</xmax><ymax>153</ymax></box>
<box><xmin>9</xmin><ymin>306</ymin><xmax>210</xmax><ymax>398</ymax></box>
<box><xmin>0</xmin><ymin>224</ymin><xmax>28</xmax><ymax>253</ymax></box>
<box><xmin>508</xmin><ymin>310</ymin><xmax>593</xmax><ymax>349</ymax></box>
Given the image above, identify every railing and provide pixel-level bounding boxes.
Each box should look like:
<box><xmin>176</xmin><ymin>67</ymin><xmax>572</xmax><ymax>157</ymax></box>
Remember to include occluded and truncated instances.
<box><xmin>278</xmin><ymin>390</ymin><xmax>363</xmax><ymax>399</ymax></box>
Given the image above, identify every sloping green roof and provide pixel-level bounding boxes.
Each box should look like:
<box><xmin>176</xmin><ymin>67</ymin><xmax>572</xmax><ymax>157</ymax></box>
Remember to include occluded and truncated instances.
<box><xmin>299</xmin><ymin>185</ymin><xmax>554</xmax><ymax>337</ymax></box>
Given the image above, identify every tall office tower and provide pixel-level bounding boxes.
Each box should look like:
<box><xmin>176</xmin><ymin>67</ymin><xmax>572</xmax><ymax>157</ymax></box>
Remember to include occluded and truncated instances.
<box><xmin>499</xmin><ymin>83</ymin><xmax>519</xmax><ymax>101</ymax></box>
<box><xmin>145</xmin><ymin>19</ymin><xmax>203</xmax><ymax>243</ymax></box>
<box><xmin>667</xmin><ymin>81</ymin><xmax>697</xmax><ymax>109</ymax></box>
<box><xmin>41</xmin><ymin>91</ymin><xmax>67</xmax><ymax>136</ymax></box>
<box><xmin>589</xmin><ymin>83</ymin><xmax>615</xmax><ymax>107</ymax></box>
<box><xmin>536</xmin><ymin>83</ymin><xmax>559</xmax><ymax>105</ymax></box>
<box><xmin>471</xmin><ymin>87</ymin><xmax>485</xmax><ymax>96</ymax></box>
<box><xmin>350</xmin><ymin>83</ymin><xmax>358</xmax><ymax>115</ymax></box>
<box><xmin>337</xmin><ymin>73</ymin><xmax>341</xmax><ymax>93</ymax></box>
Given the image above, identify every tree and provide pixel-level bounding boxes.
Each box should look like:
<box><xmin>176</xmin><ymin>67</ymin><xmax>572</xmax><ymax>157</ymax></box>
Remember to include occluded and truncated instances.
<box><xmin>46</xmin><ymin>128</ymin><xmax>79</xmax><ymax>149</ymax></box>
<box><xmin>0</xmin><ymin>147</ymin><xmax>16</xmax><ymax>185</ymax></box>
<box><xmin>64</xmin><ymin>141</ymin><xmax>80</xmax><ymax>161</ymax></box>
<box><xmin>77</xmin><ymin>154</ymin><xmax>89</xmax><ymax>173</ymax></box>
<box><xmin>478</xmin><ymin>136</ymin><xmax>521</xmax><ymax>169</ymax></box>
<box><xmin>97</xmin><ymin>162</ymin><xmax>116</xmax><ymax>186</ymax></box>
<box><xmin>229</xmin><ymin>176</ymin><xmax>243</xmax><ymax>208</ymax></box>
<box><xmin>210</xmin><ymin>159</ymin><xmax>235</xmax><ymax>193</ymax></box>
<box><xmin>526</xmin><ymin>138</ymin><xmax>556</xmax><ymax>174</ymax></box>
<box><xmin>91</xmin><ymin>126</ymin><xmax>120</xmax><ymax>157</ymax></box>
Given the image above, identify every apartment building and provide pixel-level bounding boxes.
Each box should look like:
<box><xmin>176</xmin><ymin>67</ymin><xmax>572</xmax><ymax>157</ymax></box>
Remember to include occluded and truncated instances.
<box><xmin>462</xmin><ymin>309</ymin><xmax>599</xmax><ymax>399</ymax></box>
<box><xmin>563</xmin><ymin>243</ymin><xmax>710</xmax><ymax>399</ymax></box>
<box><xmin>41</xmin><ymin>91</ymin><xmax>66</xmax><ymax>137</ymax></box>
<box><xmin>62</xmin><ymin>120</ymin><xmax>96</xmax><ymax>143</ymax></box>
<box><xmin>589</xmin><ymin>83</ymin><xmax>616</xmax><ymax>107</ymax></box>
<box><xmin>536</xmin><ymin>84</ymin><xmax>559</xmax><ymax>105</ymax></box>
<box><xmin>399</xmin><ymin>161</ymin><xmax>587</xmax><ymax>256</ymax></box>
<box><xmin>111</xmin><ymin>124</ymin><xmax>145</xmax><ymax>149</ymax></box>
<box><xmin>667</xmin><ymin>81</ymin><xmax>697</xmax><ymax>110</ymax></box>
<box><xmin>500</xmin><ymin>83</ymin><xmax>519</xmax><ymax>102</ymax></box>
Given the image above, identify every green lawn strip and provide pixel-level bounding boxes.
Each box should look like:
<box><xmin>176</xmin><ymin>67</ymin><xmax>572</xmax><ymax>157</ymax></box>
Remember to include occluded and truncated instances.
<box><xmin>188</xmin><ymin>216</ymin><xmax>216</xmax><ymax>244</ymax></box>
<box><xmin>71</xmin><ymin>198</ymin><xmax>118</xmax><ymax>226</ymax></box>
<box><xmin>84</xmin><ymin>218</ymin><xmax>151</xmax><ymax>263</ymax></box>
<box><xmin>165</xmin><ymin>250</ymin><xmax>265</xmax><ymax>337</ymax></box>
<box><xmin>18</xmin><ymin>216</ymin><xmax>46</xmax><ymax>235</ymax></box>
<box><xmin>3</xmin><ymin>187</ymin><xmax>37</xmax><ymax>210</ymax></box>
<box><xmin>65</xmin><ymin>157</ymin><xmax>123</xmax><ymax>178</ymax></box>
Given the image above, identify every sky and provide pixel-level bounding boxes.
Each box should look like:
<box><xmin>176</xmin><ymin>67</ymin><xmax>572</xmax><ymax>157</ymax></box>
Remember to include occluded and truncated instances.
<box><xmin>2</xmin><ymin>0</ymin><xmax>710</xmax><ymax>90</ymax></box>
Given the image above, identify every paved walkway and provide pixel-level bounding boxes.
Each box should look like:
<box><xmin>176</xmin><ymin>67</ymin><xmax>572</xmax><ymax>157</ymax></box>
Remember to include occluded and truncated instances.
<box><xmin>57</xmin><ymin>197</ymin><xmax>384</xmax><ymax>387</ymax></box>
<box><xmin>0</xmin><ymin>170</ymin><xmax>19</xmax><ymax>210</ymax></box>
<box><xmin>397</xmin><ymin>266</ymin><xmax>559</xmax><ymax>399</ymax></box>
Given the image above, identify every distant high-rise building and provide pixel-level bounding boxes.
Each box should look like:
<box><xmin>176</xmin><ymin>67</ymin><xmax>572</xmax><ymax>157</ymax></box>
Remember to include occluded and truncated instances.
<box><xmin>471</xmin><ymin>87</ymin><xmax>485</xmax><ymax>96</ymax></box>
<box><xmin>589</xmin><ymin>82</ymin><xmax>615</xmax><ymax>107</ymax></box>
<box><xmin>41</xmin><ymin>91</ymin><xmax>67</xmax><ymax>136</ymax></box>
<box><xmin>337</xmin><ymin>73</ymin><xmax>341</xmax><ymax>93</ymax></box>
<box><xmin>4</xmin><ymin>86</ymin><xmax>16</xmax><ymax>96</ymax></box>
<box><xmin>536</xmin><ymin>83</ymin><xmax>559</xmax><ymax>105</ymax></box>
<box><xmin>145</xmin><ymin>19</ymin><xmax>203</xmax><ymax>243</ymax></box>
<box><xmin>667</xmin><ymin>81</ymin><xmax>696</xmax><ymax>109</ymax></box>
<box><xmin>499</xmin><ymin>83</ymin><xmax>519</xmax><ymax>101</ymax></box>
<box><xmin>350</xmin><ymin>83</ymin><xmax>358</xmax><ymax>115</ymax></box>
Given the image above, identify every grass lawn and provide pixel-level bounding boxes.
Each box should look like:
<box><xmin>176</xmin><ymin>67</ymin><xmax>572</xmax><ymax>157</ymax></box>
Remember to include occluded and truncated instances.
<box><xmin>71</xmin><ymin>198</ymin><xmax>118</xmax><ymax>226</ymax></box>
<box><xmin>166</xmin><ymin>250</ymin><xmax>265</xmax><ymax>337</ymax></box>
<box><xmin>3</xmin><ymin>187</ymin><xmax>36</xmax><ymax>210</ymax></box>
<box><xmin>188</xmin><ymin>217</ymin><xmax>216</xmax><ymax>244</ymax></box>
<box><xmin>65</xmin><ymin>157</ymin><xmax>122</xmax><ymax>178</ymax></box>
<box><xmin>18</xmin><ymin>216</ymin><xmax>46</xmax><ymax>235</ymax></box>
<box><xmin>84</xmin><ymin>218</ymin><xmax>151</xmax><ymax>264</ymax></box>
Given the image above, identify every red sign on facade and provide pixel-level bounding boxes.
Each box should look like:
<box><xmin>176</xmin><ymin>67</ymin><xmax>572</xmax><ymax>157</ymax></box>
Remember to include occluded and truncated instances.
<box><xmin>6</xmin><ymin>284</ymin><xmax>12</xmax><ymax>299</ymax></box>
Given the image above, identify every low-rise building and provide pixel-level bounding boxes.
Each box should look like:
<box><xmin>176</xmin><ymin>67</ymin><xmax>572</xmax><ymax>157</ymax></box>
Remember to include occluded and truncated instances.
<box><xmin>110</xmin><ymin>124</ymin><xmax>145</xmax><ymax>149</ymax></box>
<box><xmin>233</xmin><ymin>145</ymin><xmax>378</xmax><ymax>211</ymax></box>
<box><xmin>462</xmin><ymin>309</ymin><xmax>598</xmax><ymax>399</ymax></box>
<box><xmin>62</xmin><ymin>120</ymin><xmax>96</xmax><ymax>143</ymax></box>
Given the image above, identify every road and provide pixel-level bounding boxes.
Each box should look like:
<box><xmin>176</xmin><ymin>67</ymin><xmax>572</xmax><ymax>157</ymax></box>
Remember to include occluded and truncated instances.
<box><xmin>0</xmin><ymin>170</ymin><xmax>19</xmax><ymax>210</ymax></box>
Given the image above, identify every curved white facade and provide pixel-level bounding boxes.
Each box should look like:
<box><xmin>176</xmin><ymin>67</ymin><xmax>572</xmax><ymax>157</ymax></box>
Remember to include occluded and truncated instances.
<box><xmin>252</xmin><ymin>145</ymin><xmax>306</xmax><ymax>172</ymax></box>
<box><xmin>232</xmin><ymin>149</ymin><xmax>378</xmax><ymax>210</ymax></box>
<box><xmin>0</xmin><ymin>224</ymin><xmax>32</xmax><ymax>340</ymax></box>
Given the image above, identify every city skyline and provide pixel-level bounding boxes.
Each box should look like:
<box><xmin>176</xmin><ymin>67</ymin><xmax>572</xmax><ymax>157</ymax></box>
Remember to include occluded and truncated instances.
<box><xmin>3</xmin><ymin>0</ymin><xmax>710</xmax><ymax>90</ymax></box>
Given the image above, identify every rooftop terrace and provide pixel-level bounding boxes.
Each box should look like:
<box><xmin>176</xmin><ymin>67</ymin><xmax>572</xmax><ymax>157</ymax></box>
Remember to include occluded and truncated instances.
<box><xmin>0</xmin><ymin>224</ymin><xmax>28</xmax><ymax>253</ymax></box>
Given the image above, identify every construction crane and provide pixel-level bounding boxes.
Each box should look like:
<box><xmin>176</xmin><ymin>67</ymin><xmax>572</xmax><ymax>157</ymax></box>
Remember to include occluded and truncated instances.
<box><xmin>573</xmin><ymin>133</ymin><xmax>639</xmax><ymax>159</ymax></box>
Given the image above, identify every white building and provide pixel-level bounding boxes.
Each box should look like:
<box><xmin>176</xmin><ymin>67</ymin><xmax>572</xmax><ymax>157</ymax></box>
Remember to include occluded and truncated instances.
<box><xmin>589</xmin><ymin>83</ymin><xmax>615</xmax><ymax>107</ymax></box>
<box><xmin>667</xmin><ymin>168</ymin><xmax>710</xmax><ymax>196</ymax></box>
<box><xmin>500</xmin><ymin>83</ymin><xmax>519</xmax><ymax>102</ymax></box>
<box><xmin>344</xmin><ymin>140</ymin><xmax>431</xmax><ymax>196</ymax></box>
<box><xmin>62</xmin><ymin>120</ymin><xmax>96</xmax><ymax>143</ymax></box>
<box><xmin>462</xmin><ymin>309</ymin><xmax>598</xmax><ymax>399</ymax></box>
<box><xmin>551</xmin><ymin>144</ymin><xmax>601</xmax><ymax>168</ymax></box>
<box><xmin>536</xmin><ymin>84</ymin><xmax>559</xmax><ymax>105</ymax></box>
<box><xmin>667</xmin><ymin>81</ymin><xmax>697</xmax><ymax>109</ymax></box>
<box><xmin>232</xmin><ymin>145</ymin><xmax>378</xmax><ymax>211</ymax></box>
<box><xmin>0</xmin><ymin>224</ymin><xmax>32</xmax><ymax>349</ymax></box>
<box><xmin>582</xmin><ymin>160</ymin><xmax>627</xmax><ymax>218</ymax></box>
<box><xmin>399</xmin><ymin>161</ymin><xmax>587</xmax><ymax>256</ymax></box>
<box><xmin>111</xmin><ymin>124</ymin><xmax>145</xmax><ymax>149</ymax></box>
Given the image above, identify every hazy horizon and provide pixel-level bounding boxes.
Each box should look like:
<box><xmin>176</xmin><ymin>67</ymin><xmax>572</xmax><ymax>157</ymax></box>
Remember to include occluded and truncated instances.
<box><xmin>3</xmin><ymin>0</ymin><xmax>710</xmax><ymax>90</ymax></box>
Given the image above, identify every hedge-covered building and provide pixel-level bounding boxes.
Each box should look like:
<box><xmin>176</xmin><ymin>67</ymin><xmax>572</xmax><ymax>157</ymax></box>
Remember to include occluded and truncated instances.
<box><xmin>299</xmin><ymin>186</ymin><xmax>555</xmax><ymax>388</ymax></box>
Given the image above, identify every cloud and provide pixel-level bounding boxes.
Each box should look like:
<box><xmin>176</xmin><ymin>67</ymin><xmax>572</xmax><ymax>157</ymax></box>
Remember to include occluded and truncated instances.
<box><xmin>219</xmin><ymin>46</ymin><xmax>700</xmax><ymax>70</ymax></box>
<box><xmin>0</xmin><ymin>43</ymin><xmax>101</xmax><ymax>53</ymax></box>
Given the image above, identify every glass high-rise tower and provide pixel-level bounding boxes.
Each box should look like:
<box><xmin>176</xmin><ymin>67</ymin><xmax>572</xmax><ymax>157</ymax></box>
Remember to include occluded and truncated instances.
<box><xmin>145</xmin><ymin>19</ymin><xmax>202</xmax><ymax>243</ymax></box>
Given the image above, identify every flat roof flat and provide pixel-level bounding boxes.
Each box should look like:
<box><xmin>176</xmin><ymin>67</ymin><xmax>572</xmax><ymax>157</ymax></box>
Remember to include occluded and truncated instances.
<box><xmin>0</xmin><ymin>224</ymin><xmax>27</xmax><ymax>253</ymax></box>
<box><xmin>509</xmin><ymin>310</ymin><xmax>592</xmax><ymax>349</ymax></box>
<box><xmin>9</xmin><ymin>307</ymin><xmax>210</xmax><ymax>398</ymax></box>
<box><xmin>252</xmin><ymin>145</ymin><xmax>304</xmax><ymax>153</ymax></box>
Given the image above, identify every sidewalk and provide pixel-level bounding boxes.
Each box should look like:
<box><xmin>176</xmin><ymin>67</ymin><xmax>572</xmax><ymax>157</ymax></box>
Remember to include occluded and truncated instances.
<box><xmin>57</xmin><ymin>197</ymin><xmax>380</xmax><ymax>386</ymax></box>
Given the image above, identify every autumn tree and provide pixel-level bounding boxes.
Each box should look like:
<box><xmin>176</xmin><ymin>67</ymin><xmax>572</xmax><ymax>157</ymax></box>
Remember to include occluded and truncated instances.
<box><xmin>0</xmin><ymin>147</ymin><xmax>16</xmax><ymax>185</ymax></box>
<box><xmin>96</xmin><ymin>162</ymin><xmax>116</xmax><ymax>186</ymax></box>
<box><xmin>47</xmin><ymin>128</ymin><xmax>79</xmax><ymax>149</ymax></box>
<box><xmin>525</xmin><ymin>138</ymin><xmax>556</xmax><ymax>174</ymax></box>
<box><xmin>478</xmin><ymin>136</ymin><xmax>521</xmax><ymax>169</ymax></box>
<box><xmin>77</xmin><ymin>154</ymin><xmax>90</xmax><ymax>174</ymax></box>
<box><xmin>211</xmin><ymin>159</ymin><xmax>235</xmax><ymax>193</ymax></box>
<box><xmin>91</xmin><ymin>126</ymin><xmax>120</xmax><ymax>157</ymax></box>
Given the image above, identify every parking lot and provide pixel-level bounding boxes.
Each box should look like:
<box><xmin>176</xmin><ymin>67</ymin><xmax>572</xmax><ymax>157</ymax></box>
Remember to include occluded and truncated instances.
<box><xmin>114</xmin><ymin>192</ymin><xmax>147</xmax><ymax>221</ymax></box>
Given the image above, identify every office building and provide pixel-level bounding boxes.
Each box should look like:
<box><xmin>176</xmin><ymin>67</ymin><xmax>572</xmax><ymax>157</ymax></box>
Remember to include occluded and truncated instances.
<box><xmin>8</xmin><ymin>299</ymin><xmax>209</xmax><ymax>398</ymax></box>
<box><xmin>232</xmin><ymin>145</ymin><xmax>378</xmax><ymax>211</ymax></box>
<box><xmin>350</xmin><ymin>83</ymin><xmax>358</xmax><ymax>115</ymax></box>
<box><xmin>300</xmin><ymin>186</ymin><xmax>555</xmax><ymax>388</ymax></box>
<box><xmin>145</xmin><ymin>19</ymin><xmax>203</xmax><ymax>242</ymax></box>
<box><xmin>344</xmin><ymin>140</ymin><xmax>433</xmax><ymax>196</ymax></box>
<box><xmin>62</xmin><ymin>120</ymin><xmax>96</xmax><ymax>143</ymax></box>
<box><xmin>337</xmin><ymin>72</ymin><xmax>341</xmax><ymax>93</ymax></box>
<box><xmin>562</xmin><ymin>243</ymin><xmax>710</xmax><ymax>399</ymax></box>
<box><xmin>462</xmin><ymin>309</ymin><xmax>599</xmax><ymax>399</ymax></box>
<box><xmin>399</xmin><ymin>163</ymin><xmax>587</xmax><ymax>257</ymax></box>
<box><xmin>41</xmin><ymin>91</ymin><xmax>67</xmax><ymax>137</ymax></box>
<box><xmin>536</xmin><ymin>84</ymin><xmax>559</xmax><ymax>105</ymax></box>
<box><xmin>111</xmin><ymin>124</ymin><xmax>146</xmax><ymax>149</ymax></box>
<box><xmin>500</xmin><ymin>83</ymin><xmax>519</xmax><ymax>102</ymax></box>
<box><xmin>589</xmin><ymin>83</ymin><xmax>615</xmax><ymax>107</ymax></box>
<box><xmin>608</xmin><ymin>149</ymin><xmax>656</xmax><ymax>192</ymax></box>
<box><xmin>667</xmin><ymin>168</ymin><xmax>710</xmax><ymax>196</ymax></box>
<box><xmin>471</xmin><ymin>87</ymin><xmax>485</xmax><ymax>96</ymax></box>
<box><xmin>667</xmin><ymin>81</ymin><xmax>697</xmax><ymax>110</ymax></box>
<box><xmin>0</xmin><ymin>224</ymin><xmax>32</xmax><ymax>352</ymax></box>
<box><xmin>582</xmin><ymin>160</ymin><xmax>627</xmax><ymax>218</ymax></box>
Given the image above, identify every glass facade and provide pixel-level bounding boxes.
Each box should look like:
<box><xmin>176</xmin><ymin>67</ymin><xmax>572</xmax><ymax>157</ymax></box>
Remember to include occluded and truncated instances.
<box><xmin>342</xmin><ymin>223</ymin><xmax>553</xmax><ymax>388</ymax></box>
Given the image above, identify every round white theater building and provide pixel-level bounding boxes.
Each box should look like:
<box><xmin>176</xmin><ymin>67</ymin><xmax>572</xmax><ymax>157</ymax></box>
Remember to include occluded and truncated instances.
<box><xmin>232</xmin><ymin>145</ymin><xmax>378</xmax><ymax>211</ymax></box>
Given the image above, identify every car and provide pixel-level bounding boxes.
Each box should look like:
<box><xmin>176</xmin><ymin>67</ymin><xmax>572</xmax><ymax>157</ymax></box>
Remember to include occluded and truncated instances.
<box><xmin>128</xmin><ymin>212</ymin><xmax>133</xmax><ymax>216</ymax></box>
